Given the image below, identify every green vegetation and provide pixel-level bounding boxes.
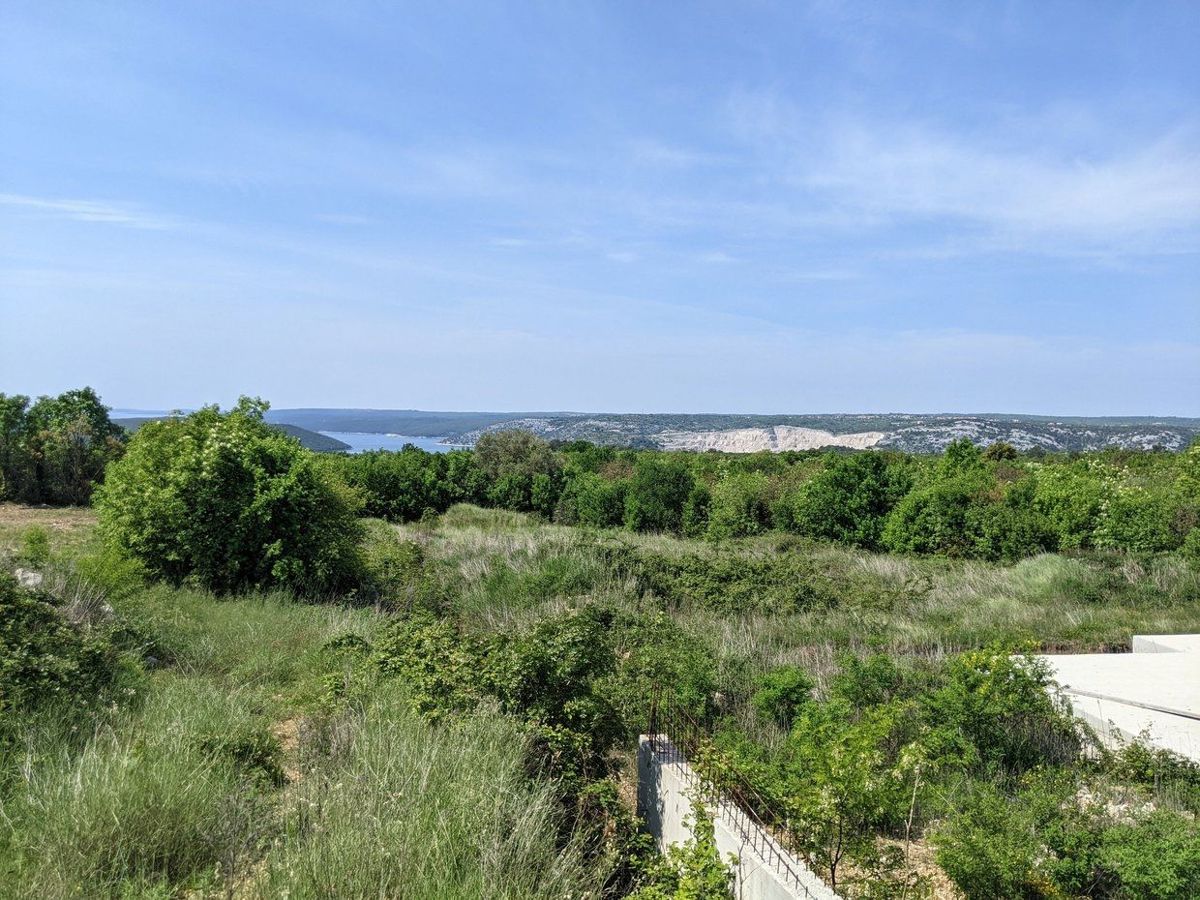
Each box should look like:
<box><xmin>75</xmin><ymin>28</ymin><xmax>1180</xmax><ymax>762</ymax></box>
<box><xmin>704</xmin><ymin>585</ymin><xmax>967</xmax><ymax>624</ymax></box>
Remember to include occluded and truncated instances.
<box><xmin>2</xmin><ymin>388</ymin><xmax>1199</xmax><ymax>898</ymax></box>
<box><xmin>97</xmin><ymin>398</ymin><xmax>364</xmax><ymax>596</ymax></box>
<box><xmin>0</xmin><ymin>388</ymin><xmax>124</xmax><ymax>505</ymax></box>
<box><xmin>320</xmin><ymin>430</ymin><xmax>1200</xmax><ymax>563</ymax></box>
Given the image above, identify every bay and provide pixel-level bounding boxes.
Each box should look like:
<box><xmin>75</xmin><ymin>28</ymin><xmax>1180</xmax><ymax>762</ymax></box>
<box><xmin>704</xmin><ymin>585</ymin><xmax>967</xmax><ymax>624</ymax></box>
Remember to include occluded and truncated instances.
<box><xmin>318</xmin><ymin>431</ymin><xmax>466</xmax><ymax>454</ymax></box>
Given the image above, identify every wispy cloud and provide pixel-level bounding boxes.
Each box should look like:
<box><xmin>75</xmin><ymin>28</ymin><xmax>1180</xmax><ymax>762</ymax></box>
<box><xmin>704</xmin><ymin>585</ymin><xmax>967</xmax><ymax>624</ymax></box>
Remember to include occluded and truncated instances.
<box><xmin>724</xmin><ymin>90</ymin><xmax>1200</xmax><ymax>254</ymax></box>
<box><xmin>313</xmin><ymin>212</ymin><xmax>374</xmax><ymax>226</ymax></box>
<box><xmin>626</xmin><ymin>138</ymin><xmax>721</xmax><ymax>168</ymax></box>
<box><xmin>0</xmin><ymin>193</ymin><xmax>173</xmax><ymax>229</ymax></box>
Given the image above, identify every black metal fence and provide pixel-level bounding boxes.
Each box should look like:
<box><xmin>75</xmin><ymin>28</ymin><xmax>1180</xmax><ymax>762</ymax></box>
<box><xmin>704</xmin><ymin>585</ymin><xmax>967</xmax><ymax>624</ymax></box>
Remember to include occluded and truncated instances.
<box><xmin>646</xmin><ymin>691</ymin><xmax>831</xmax><ymax>898</ymax></box>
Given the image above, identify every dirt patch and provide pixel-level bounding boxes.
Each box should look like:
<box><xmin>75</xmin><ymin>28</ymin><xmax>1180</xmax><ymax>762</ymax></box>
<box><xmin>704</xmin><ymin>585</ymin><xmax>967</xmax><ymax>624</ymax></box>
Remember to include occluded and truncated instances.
<box><xmin>272</xmin><ymin>717</ymin><xmax>304</xmax><ymax>784</ymax></box>
<box><xmin>0</xmin><ymin>503</ymin><xmax>97</xmax><ymax>528</ymax></box>
<box><xmin>895</xmin><ymin>838</ymin><xmax>962</xmax><ymax>899</ymax></box>
<box><xmin>0</xmin><ymin>503</ymin><xmax>98</xmax><ymax>555</ymax></box>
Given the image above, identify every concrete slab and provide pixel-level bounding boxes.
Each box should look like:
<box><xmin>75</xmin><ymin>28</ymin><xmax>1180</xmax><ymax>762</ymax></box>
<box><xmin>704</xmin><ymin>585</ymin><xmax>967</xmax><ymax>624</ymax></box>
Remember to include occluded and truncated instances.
<box><xmin>1037</xmin><ymin>635</ymin><xmax>1200</xmax><ymax>762</ymax></box>
<box><xmin>1132</xmin><ymin>634</ymin><xmax>1200</xmax><ymax>654</ymax></box>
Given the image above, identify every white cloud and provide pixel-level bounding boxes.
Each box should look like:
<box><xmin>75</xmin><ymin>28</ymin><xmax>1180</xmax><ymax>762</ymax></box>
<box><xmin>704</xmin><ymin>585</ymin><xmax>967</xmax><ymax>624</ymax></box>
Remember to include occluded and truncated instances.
<box><xmin>0</xmin><ymin>193</ymin><xmax>172</xmax><ymax>229</ymax></box>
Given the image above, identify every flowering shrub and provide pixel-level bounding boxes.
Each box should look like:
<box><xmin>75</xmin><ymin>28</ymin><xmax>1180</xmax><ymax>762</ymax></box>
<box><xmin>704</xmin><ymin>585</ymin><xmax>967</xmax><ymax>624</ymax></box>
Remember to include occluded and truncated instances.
<box><xmin>96</xmin><ymin>398</ymin><xmax>364</xmax><ymax>597</ymax></box>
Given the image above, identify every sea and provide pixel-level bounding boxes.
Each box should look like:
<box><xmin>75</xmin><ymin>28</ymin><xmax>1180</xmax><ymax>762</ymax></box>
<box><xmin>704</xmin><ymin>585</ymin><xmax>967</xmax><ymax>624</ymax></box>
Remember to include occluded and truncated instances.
<box><xmin>318</xmin><ymin>432</ymin><xmax>466</xmax><ymax>454</ymax></box>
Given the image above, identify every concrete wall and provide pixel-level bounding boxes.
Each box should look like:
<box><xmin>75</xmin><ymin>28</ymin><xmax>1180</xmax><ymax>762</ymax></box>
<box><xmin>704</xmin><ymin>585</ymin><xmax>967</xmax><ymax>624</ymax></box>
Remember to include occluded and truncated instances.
<box><xmin>638</xmin><ymin>735</ymin><xmax>839</xmax><ymax>900</ymax></box>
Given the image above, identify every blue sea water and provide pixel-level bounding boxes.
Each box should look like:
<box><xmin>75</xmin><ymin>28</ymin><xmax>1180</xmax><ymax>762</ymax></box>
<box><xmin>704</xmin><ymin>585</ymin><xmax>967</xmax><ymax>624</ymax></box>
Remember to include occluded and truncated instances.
<box><xmin>318</xmin><ymin>432</ymin><xmax>466</xmax><ymax>454</ymax></box>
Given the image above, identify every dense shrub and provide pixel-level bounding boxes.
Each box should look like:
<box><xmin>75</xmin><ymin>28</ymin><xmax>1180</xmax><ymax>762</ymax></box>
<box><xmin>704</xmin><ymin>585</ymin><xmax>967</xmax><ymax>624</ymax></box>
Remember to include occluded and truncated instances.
<box><xmin>554</xmin><ymin>471</ymin><xmax>627</xmax><ymax>527</ymax></box>
<box><xmin>922</xmin><ymin>647</ymin><xmax>1080</xmax><ymax>774</ymax></box>
<box><xmin>0</xmin><ymin>573</ymin><xmax>128</xmax><ymax>731</ymax></box>
<box><xmin>96</xmin><ymin>399</ymin><xmax>364</xmax><ymax>597</ymax></box>
<box><xmin>935</xmin><ymin>775</ymin><xmax>1200</xmax><ymax>900</ymax></box>
<box><xmin>705</xmin><ymin>471</ymin><xmax>772</xmax><ymax>540</ymax></box>
<box><xmin>933</xmin><ymin>779</ymin><xmax>1048</xmax><ymax>898</ymax></box>
<box><xmin>475</xmin><ymin>430</ymin><xmax>563</xmax><ymax>515</ymax></box>
<box><xmin>353</xmin><ymin>606</ymin><xmax>622</xmax><ymax>786</ymax></box>
<box><xmin>786</xmin><ymin>452</ymin><xmax>911</xmax><ymax>549</ymax></box>
<box><xmin>1032</xmin><ymin>461</ymin><xmax>1107</xmax><ymax>550</ymax></box>
<box><xmin>1099</xmin><ymin>810</ymin><xmax>1200</xmax><ymax>899</ymax></box>
<box><xmin>624</xmin><ymin>455</ymin><xmax>695</xmax><ymax>533</ymax></box>
<box><xmin>751</xmin><ymin>665</ymin><xmax>814</xmax><ymax>727</ymax></box>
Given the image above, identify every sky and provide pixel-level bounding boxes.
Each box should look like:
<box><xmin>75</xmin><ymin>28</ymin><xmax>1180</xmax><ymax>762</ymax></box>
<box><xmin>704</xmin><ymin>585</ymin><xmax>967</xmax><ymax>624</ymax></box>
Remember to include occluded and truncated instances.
<box><xmin>2</xmin><ymin>1</ymin><xmax>1198</xmax><ymax>415</ymax></box>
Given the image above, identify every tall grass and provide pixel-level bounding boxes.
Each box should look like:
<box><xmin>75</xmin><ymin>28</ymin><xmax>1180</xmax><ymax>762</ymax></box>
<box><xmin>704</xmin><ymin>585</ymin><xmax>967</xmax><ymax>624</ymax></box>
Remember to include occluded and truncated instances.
<box><xmin>120</xmin><ymin>584</ymin><xmax>380</xmax><ymax>705</ymax></box>
<box><xmin>1</xmin><ymin>678</ymin><xmax>278</xmax><ymax>898</ymax></box>
<box><xmin>256</xmin><ymin>686</ymin><xmax>602</xmax><ymax>899</ymax></box>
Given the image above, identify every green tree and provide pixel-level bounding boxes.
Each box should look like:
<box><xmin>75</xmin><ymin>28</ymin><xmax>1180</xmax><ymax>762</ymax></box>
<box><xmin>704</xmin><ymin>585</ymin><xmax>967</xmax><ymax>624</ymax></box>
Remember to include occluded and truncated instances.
<box><xmin>788</xmin><ymin>452</ymin><xmax>911</xmax><ymax>549</ymax></box>
<box><xmin>96</xmin><ymin>398</ymin><xmax>364</xmax><ymax>596</ymax></box>
<box><xmin>705</xmin><ymin>471</ymin><xmax>771</xmax><ymax>540</ymax></box>
<box><xmin>625</xmin><ymin>455</ymin><xmax>694</xmax><ymax>533</ymax></box>
<box><xmin>475</xmin><ymin>430</ymin><xmax>562</xmax><ymax>513</ymax></box>
<box><xmin>555</xmin><ymin>471</ymin><xmax>627</xmax><ymax>528</ymax></box>
<box><xmin>774</xmin><ymin>699</ymin><xmax>925</xmax><ymax>892</ymax></box>
<box><xmin>0</xmin><ymin>388</ymin><xmax>124</xmax><ymax>505</ymax></box>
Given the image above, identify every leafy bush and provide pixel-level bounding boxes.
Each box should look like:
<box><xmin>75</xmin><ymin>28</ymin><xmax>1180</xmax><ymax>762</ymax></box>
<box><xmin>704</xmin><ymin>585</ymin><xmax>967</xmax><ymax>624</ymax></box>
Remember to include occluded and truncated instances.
<box><xmin>624</xmin><ymin>455</ymin><xmax>695</xmax><ymax>533</ymax></box>
<box><xmin>757</xmin><ymin>698</ymin><xmax>926</xmax><ymax>891</ymax></box>
<box><xmin>1095</xmin><ymin>485</ymin><xmax>1185</xmax><ymax>553</ymax></box>
<box><xmin>933</xmin><ymin>780</ymin><xmax>1047</xmax><ymax>899</ymax></box>
<box><xmin>706</xmin><ymin>471</ymin><xmax>772</xmax><ymax>540</ymax></box>
<box><xmin>475</xmin><ymin>431</ymin><xmax>562</xmax><ymax>515</ymax></box>
<box><xmin>0</xmin><ymin>573</ymin><xmax>128</xmax><ymax>734</ymax></box>
<box><xmin>830</xmin><ymin>652</ymin><xmax>908</xmax><ymax>710</ymax></box>
<box><xmin>936</xmin><ymin>775</ymin><xmax>1200</xmax><ymax>900</ymax></box>
<box><xmin>629</xmin><ymin>802</ymin><xmax>734</xmax><ymax>899</ymax></box>
<box><xmin>1099</xmin><ymin>810</ymin><xmax>1200</xmax><ymax>899</ymax></box>
<box><xmin>1032</xmin><ymin>461</ymin><xmax>1107</xmax><ymax>550</ymax></box>
<box><xmin>752</xmin><ymin>666</ymin><xmax>814</xmax><ymax>728</ymax></box>
<box><xmin>554</xmin><ymin>471</ymin><xmax>627</xmax><ymax>528</ymax></box>
<box><xmin>96</xmin><ymin>399</ymin><xmax>365</xmax><ymax>597</ymax></box>
<box><xmin>15</xmin><ymin>526</ymin><xmax>51</xmax><ymax>567</ymax></box>
<box><xmin>787</xmin><ymin>452</ymin><xmax>911</xmax><ymax>550</ymax></box>
<box><xmin>923</xmin><ymin>648</ymin><xmax>1080</xmax><ymax>774</ymax></box>
<box><xmin>351</xmin><ymin>606</ymin><xmax>622</xmax><ymax>787</ymax></box>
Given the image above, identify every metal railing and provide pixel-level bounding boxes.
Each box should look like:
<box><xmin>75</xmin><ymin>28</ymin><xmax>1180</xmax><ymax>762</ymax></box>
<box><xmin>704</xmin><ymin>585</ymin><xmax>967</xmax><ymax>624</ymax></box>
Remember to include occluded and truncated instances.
<box><xmin>646</xmin><ymin>692</ymin><xmax>831</xmax><ymax>898</ymax></box>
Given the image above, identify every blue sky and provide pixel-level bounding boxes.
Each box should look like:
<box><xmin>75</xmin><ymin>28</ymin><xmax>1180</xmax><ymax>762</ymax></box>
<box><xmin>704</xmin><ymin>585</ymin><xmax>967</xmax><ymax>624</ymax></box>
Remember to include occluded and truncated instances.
<box><xmin>2</xmin><ymin>1</ymin><xmax>1198</xmax><ymax>415</ymax></box>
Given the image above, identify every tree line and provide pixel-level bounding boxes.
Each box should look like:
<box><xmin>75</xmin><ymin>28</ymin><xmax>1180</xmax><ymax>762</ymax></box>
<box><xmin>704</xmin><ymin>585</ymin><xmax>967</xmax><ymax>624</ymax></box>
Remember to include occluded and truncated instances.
<box><xmin>331</xmin><ymin>428</ymin><xmax>1200</xmax><ymax>561</ymax></box>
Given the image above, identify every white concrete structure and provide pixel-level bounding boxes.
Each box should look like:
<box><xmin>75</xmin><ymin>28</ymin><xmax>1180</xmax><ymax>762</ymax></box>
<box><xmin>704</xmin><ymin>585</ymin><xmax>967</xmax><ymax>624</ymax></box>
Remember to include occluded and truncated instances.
<box><xmin>1038</xmin><ymin>634</ymin><xmax>1200</xmax><ymax>762</ymax></box>
<box><xmin>638</xmin><ymin>735</ymin><xmax>839</xmax><ymax>900</ymax></box>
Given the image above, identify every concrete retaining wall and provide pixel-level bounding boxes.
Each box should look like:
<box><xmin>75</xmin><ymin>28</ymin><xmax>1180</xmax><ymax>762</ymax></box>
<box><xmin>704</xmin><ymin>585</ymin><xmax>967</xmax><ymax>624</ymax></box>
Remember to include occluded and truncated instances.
<box><xmin>638</xmin><ymin>735</ymin><xmax>839</xmax><ymax>900</ymax></box>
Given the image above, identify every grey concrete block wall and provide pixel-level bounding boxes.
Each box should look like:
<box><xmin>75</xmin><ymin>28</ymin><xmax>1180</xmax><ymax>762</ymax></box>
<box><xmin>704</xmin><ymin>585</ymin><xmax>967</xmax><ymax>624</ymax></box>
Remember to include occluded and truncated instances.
<box><xmin>638</xmin><ymin>735</ymin><xmax>840</xmax><ymax>900</ymax></box>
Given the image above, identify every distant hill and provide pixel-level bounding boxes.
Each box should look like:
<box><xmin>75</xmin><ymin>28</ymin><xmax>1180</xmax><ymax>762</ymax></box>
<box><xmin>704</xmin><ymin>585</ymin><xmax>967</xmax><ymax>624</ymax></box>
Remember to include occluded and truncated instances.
<box><xmin>449</xmin><ymin>413</ymin><xmax>1200</xmax><ymax>453</ymax></box>
<box><xmin>269</xmin><ymin>424</ymin><xmax>352</xmax><ymax>452</ymax></box>
<box><xmin>263</xmin><ymin>408</ymin><xmax>572</xmax><ymax>437</ymax></box>
<box><xmin>122</xmin><ymin>409</ymin><xmax>1200</xmax><ymax>454</ymax></box>
<box><xmin>114</xmin><ymin>418</ymin><xmax>351</xmax><ymax>453</ymax></box>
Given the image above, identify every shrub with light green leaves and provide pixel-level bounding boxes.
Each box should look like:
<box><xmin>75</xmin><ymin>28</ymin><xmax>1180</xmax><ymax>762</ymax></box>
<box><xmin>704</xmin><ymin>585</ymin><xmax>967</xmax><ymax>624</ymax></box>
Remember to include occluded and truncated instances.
<box><xmin>96</xmin><ymin>398</ymin><xmax>364</xmax><ymax>597</ymax></box>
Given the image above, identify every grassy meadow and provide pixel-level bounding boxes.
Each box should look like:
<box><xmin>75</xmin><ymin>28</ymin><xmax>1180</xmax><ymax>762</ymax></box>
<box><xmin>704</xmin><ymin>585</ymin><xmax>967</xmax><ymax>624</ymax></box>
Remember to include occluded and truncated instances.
<box><xmin>4</xmin><ymin>500</ymin><xmax>1200</xmax><ymax>898</ymax></box>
